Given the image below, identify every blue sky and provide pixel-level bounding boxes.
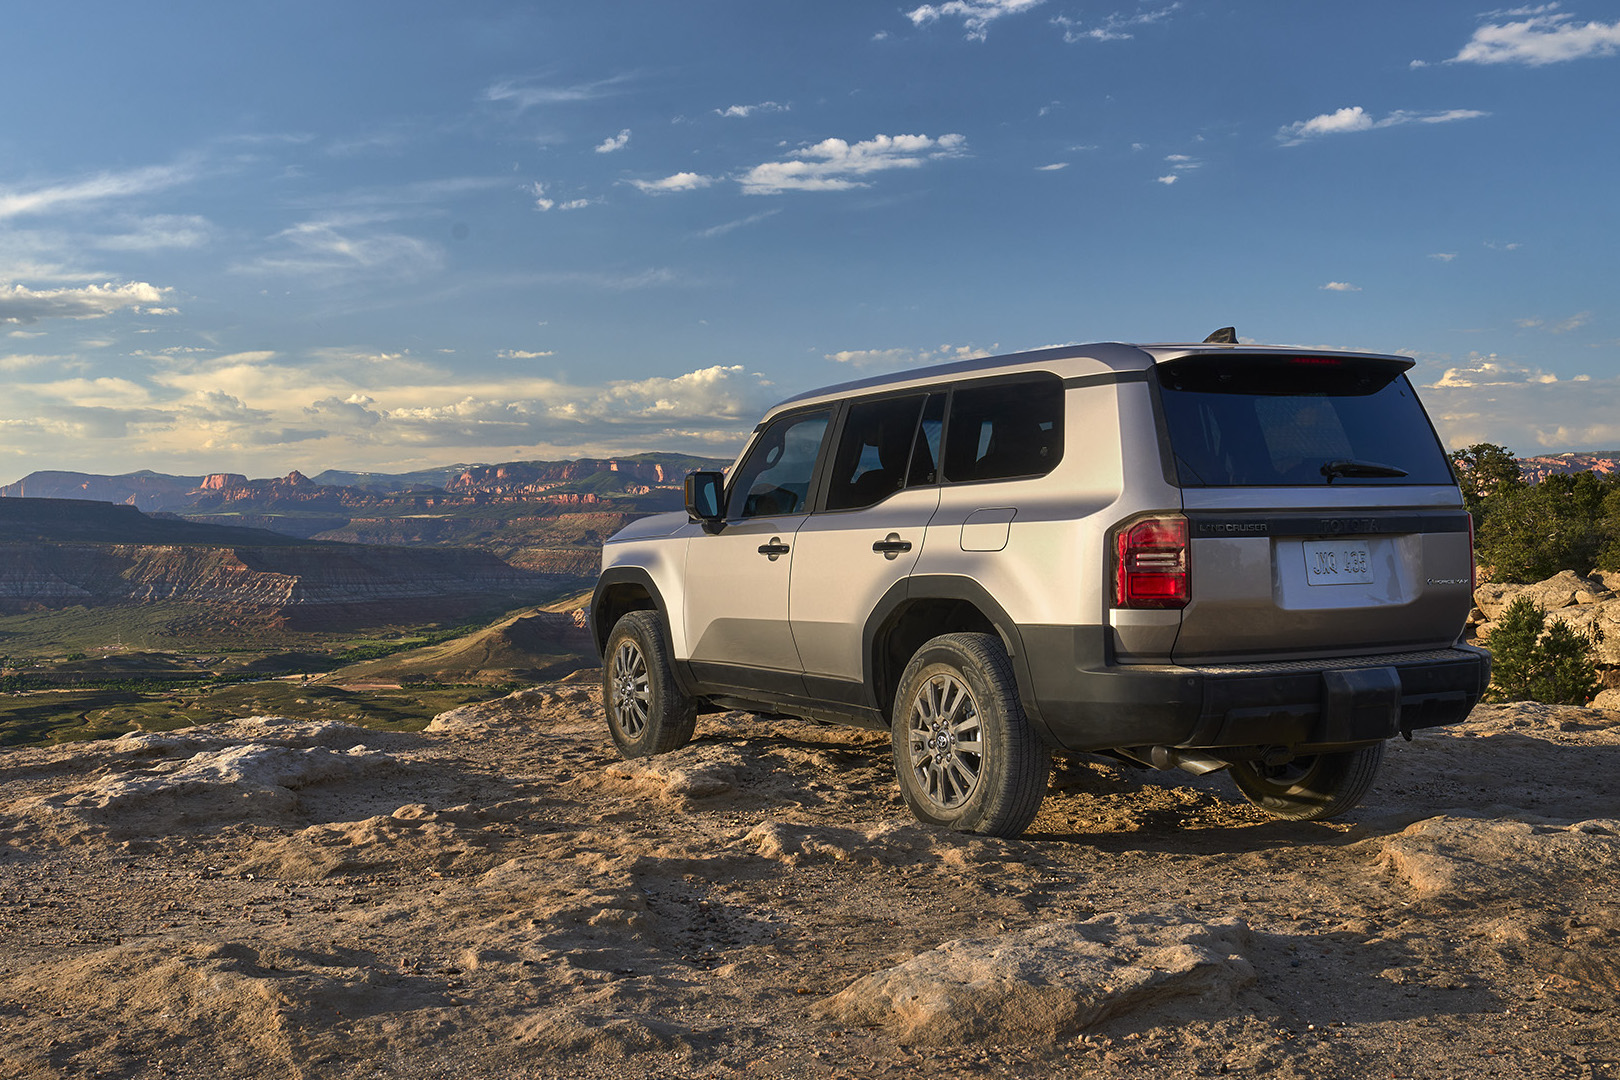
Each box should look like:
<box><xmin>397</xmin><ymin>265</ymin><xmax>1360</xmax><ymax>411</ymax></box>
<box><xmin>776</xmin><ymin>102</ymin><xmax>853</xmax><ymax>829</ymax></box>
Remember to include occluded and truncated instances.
<box><xmin>2</xmin><ymin>1</ymin><xmax>1617</xmax><ymax>481</ymax></box>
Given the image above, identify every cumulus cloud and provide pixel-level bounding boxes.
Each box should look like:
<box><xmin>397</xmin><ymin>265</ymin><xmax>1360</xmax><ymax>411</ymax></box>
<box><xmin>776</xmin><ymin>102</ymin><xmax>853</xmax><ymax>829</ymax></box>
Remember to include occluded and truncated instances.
<box><xmin>628</xmin><ymin>172</ymin><xmax>714</xmax><ymax>194</ymax></box>
<box><xmin>738</xmin><ymin>133</ymin><xmax>968</xmax><ymax>195</ymax></box>
<box><xmin>0</xmin><ymin>281</ymin><xmax>171</xmax><ymax>324</ymax></box>
<box><xmin>1421</xmin><ymin>352</ymin><xmax>1620</xmax><ymax>451</ymax></box>
<box><xmin>594</xmin><ymin>129</ymin><xmax>631</xmax><ymax>153</ymax></box>
<box><xmin>1321</xmin><ymin>281</ymin><xmax>1362</xmax><ymax>292</ymax></box>
<box><xmin>530</xmin><ymin>182</ymin><xmax>555</xmax><ymax>211</ymax></box>
<box><xmin>906</xmin><ymin>0</ymin><xmax>1045</xmax><ymax>41</ymax></box>
<box><xmin>1277</xmin><ymin>106</ymin><xmax>1488</xmax><ymax>145</ymax></box>
<box><xmin>1449</xmin><ymin>10</ymin><xmax>1620</xmax><ymax>65</ymax></box>
<box><xmin>827</xmin><ymin>343</ymin><xmax>995</xmax><ymax>369</ymax></box>
<box><xmin>0</xmin><ymin>347</ymin><xmax>778</xmax><ymax>474</ymax></box>
<box><xmin>716</xmin><ymin>102</ymin><xmax>788</xmax><ymax>118</ymax></box>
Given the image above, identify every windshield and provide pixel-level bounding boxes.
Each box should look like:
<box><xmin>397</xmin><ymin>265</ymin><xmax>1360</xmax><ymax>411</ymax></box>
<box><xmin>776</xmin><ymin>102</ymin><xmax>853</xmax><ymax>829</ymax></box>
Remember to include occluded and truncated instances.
<box><xmin>1156</xmin><ymin>357</ymin><xmax>1455</xmax><ymax>487</ymax></box>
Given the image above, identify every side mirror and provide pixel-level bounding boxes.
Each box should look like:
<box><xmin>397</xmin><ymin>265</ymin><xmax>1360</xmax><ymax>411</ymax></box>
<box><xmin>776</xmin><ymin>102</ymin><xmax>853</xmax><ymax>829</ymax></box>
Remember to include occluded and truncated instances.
<box><xmin>684</xmin><ymin>471</ymin><xmax>726</xmax><ymax>531</ymax></box>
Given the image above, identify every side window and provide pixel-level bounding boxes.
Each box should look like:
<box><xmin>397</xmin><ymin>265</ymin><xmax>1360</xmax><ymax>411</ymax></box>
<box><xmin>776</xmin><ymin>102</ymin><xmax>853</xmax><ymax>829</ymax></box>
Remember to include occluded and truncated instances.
<box><xmin>942</xmin><ymin>375</ymin><xmax>1065</xmax><ymax>483</ymax></box>
<box><xmin>728</xmin><ymin>409</ymin><xmax>831</xmax><ymax>518</ymax></box>
<box><xmin>825</xmin><ymin>395</ymin><xmax>927</xmax><ymax>512</ymax></box>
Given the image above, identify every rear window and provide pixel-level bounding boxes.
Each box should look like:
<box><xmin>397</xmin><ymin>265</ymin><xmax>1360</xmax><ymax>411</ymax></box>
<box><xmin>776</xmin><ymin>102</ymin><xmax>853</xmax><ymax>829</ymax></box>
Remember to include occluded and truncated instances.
<box><xmin>1157</xmin><ymin>357</ymin><xmax>1454</xmax><ymax>487</ymax></box>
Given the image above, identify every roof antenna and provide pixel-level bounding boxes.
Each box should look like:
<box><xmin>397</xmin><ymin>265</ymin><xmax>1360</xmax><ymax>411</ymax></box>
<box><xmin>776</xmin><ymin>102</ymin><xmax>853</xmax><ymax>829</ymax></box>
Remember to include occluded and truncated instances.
<box><xmin>1203</xmin><ymin>326</ymin><xmax>1237</xmax><ymax>344</ymax></box>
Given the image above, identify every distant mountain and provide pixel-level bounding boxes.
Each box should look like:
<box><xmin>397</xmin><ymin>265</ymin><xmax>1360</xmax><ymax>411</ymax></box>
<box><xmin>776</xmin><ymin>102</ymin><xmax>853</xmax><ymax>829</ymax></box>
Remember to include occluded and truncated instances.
<box><xmin>0</xmin><ymin>496</ymin><xmax>313</xmax><ymax>546</ymax></box>
<box><xmin>0</xmin><ymin>470</ymin><xmax>205</xmax><ymax>510</ymax></box>
<box><xmin>1517</xmin><ymin>452</ymin><xmax>1620</xmax><ymax>484</ymax></box>
<box><xmin>0</xmin><ymin>497</ymin><xmax>562</xmax><ymax>630</ymax></box>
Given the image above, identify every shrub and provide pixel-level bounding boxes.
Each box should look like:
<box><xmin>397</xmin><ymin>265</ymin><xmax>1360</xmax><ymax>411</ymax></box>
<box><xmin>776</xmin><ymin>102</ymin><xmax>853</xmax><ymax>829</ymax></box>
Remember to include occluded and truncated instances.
<box><xmin>1484</xmin><ymin>595</ymin><xmax>1602</xmax><ymax>705</ymax></box>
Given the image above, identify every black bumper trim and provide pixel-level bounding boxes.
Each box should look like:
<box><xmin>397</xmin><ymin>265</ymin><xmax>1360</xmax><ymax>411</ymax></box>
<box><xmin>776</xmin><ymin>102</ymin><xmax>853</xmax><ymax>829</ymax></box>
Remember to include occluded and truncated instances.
<box><xmin>1022</xmin><ymin>625</ymin><xmax>1491</xmax><ymax>753</ymax></box>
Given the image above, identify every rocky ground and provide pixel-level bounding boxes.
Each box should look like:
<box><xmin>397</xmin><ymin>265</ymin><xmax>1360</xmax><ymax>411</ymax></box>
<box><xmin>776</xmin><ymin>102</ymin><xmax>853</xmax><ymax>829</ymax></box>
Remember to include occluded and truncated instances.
<box><xmin>0</xmin><ymin>681</ymin><xmax>1617</xmax><ymax>1079</ymax></box>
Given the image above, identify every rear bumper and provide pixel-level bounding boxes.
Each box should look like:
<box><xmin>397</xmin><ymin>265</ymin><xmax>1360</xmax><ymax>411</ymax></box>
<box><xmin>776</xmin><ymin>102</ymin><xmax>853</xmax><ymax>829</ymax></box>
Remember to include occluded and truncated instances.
<box><xmin>1022</xmin><ymin>633</ymin><xmax>1491</xmax><ymax>753</ymax></box>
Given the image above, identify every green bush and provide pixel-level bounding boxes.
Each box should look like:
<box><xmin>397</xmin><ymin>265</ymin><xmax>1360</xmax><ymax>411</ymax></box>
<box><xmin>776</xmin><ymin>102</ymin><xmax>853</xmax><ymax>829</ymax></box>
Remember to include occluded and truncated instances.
<box><xmin>1484</xmin><ymin>595</ymin><xmax>1602</xmax><ymax>705</ymax></box>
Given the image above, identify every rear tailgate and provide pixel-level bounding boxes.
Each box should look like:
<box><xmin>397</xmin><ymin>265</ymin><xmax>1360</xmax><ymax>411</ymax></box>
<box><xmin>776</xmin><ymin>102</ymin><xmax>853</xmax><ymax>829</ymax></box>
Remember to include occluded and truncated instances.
<box><xmin>1153</xmin><ymin>351</ymin><xmax>1473</xmax><ymax>664</ymax></box>
<box><xmin>1175</xmin><ymin>497</ymin><xmax>1474</xmax><ymax>662</ymax></box>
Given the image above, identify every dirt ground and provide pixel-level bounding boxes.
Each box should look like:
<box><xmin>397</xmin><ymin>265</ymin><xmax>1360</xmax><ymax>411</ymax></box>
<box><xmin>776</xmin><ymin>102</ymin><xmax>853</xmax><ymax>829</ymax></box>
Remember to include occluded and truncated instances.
<box><xmin>0</xmin><ymin>680</ymin><xmax>1617</xmax><ymax>1079</ymax></box>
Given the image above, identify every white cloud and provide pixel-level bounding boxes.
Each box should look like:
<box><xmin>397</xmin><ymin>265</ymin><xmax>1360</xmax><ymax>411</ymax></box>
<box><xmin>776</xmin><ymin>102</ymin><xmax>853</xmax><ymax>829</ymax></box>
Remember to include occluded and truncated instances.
<box><xmin>94</xmin><ymin>214</ymin><xmax>213</xmax><ymax>252</ymax></box>
<box><xmin>827</xmin><ymin>343</ymin><xmax>995</xmax><ymax>369</ymax></box>
<box><xmin>1037</xmin><ymin>162</ymin><xmax>1069</xmax><ymax>171</ymax></box>
<box><xmin>531</xmin><ymin>182</ymin><xmax>555</xmax><ymax>211</ymax></box>
<box><xmin>498</xmin><ymin>349</ymin><xmax>555</xmax><ymax>359</ymax></box>
<box><xmin>595</xmin><ymin>129</ymin><xmax>631</xmax><ymax>153</ymax></box>
<box><xmin>0</xmin><ymin>281</ymin><xmax>171</xmax><ymax>324</ymax></box>
<box><xmin>1156</xmin><ymin>175</ymin><xmax>1179</xmax><ymax>185</ymax></box>
<box><xmin>1321</xmin><ymin>281</ymin><xmax>1362</xmax><ymax>292</ymax></box>
<box><xmin>483</xmin><ymin>75</ymin><xmax>632</xmax><ymax>110</ymax></box>
<box><xmin>697</xmin><ymin>209</ymin><xmax>782</xmax><ymax>238</ymax></box>
<box><xmin>1449</xmin><ymin>11</ymin><xmax>1620</xmax><ymax>65</ymax></box>
<box><xmin>716</xmin><ymin>102</ymin><xmax>788</xmax><ymax>118</ymax></box>
<box><xmin>234</xmin><ymin>218</ymin><xmax>444</xmax><ymax>280</ymax></box>
<box><xmin>1052</xmin><ymin>4</ymin><xmax>1180</xmax><ymax>43</ymax></box>
<box><xmin>628</xmin><ymin>172</ymin><xmax>714</xmax><ymax>194</ymax></box>
<box><xmin>0</xmin><ymin>161</ymin><xmax>198</xmax><ymax>221</ymax></box>
<box><xmin>1426</xmin><ymin>354</ymin><xmax>1559</xmax><ymax>388</ymax></box>
<box><xmin>1517</xmin><ymin>311</ymin><xmax>1593</xmax><ymax>334</ymax></box>
<box><xmin>1277</xmin><ymin>106</ymin><xmax>1488</xmax><ymax>145</ymax></box>
<box><xmin>738</xmin><ymin>133</ymin><xmax>967</xmax><ymax>195</ymax></box>
<box><xmin>1430</xmin><ymin>252</ymin><xmax>1459</xmax><ymax>262</ymax></box>
<box><xmin>906</xmin><ymin>0</ymin><xmax>1045</xmax><ymax>41</ymax></box>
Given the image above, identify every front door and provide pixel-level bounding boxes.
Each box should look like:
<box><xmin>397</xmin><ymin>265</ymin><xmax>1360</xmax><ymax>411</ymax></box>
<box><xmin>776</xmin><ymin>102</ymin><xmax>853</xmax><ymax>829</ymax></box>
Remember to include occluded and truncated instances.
<box><xmin>683</xmin><ymin>407</ymin><xmax>832</xmax><ymax>695</ymax></box>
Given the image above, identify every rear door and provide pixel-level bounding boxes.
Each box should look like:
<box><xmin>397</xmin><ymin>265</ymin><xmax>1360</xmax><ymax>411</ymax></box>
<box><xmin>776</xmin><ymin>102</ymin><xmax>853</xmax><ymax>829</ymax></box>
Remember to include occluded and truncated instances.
<box><xmin>1155</xmin><ymin>354</ymin><xmax>1473</xmax><ymax>663</ymax></box>
<box><xmin>788</xmin><ymin>392</ymin><xmax>943</xmax><ymax>697</ymax></box>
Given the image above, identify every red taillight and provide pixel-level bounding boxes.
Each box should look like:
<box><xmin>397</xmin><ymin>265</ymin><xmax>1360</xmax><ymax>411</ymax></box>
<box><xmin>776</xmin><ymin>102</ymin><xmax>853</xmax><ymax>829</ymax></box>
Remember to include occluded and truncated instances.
<box><xmin>1114</xmin><ymin>515</ymin><xmax>1189</xmax><ymax>609</ymax></box>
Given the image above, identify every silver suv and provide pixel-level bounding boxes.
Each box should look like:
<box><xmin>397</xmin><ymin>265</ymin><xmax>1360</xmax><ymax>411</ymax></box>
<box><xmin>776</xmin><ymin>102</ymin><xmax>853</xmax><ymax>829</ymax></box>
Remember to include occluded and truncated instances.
<box><xmin>591</xmin><ymin>335</ymin><xmax>1490</xmax><ymax>837</ymax></box>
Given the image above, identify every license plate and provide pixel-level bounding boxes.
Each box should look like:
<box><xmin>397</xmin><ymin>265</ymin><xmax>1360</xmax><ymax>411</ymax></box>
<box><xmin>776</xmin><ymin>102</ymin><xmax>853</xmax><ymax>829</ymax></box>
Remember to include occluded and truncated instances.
<box><xmin>1303</xmin><ymin>539</ymin><xmax>1373</xmax><ymax>585</ymax></box>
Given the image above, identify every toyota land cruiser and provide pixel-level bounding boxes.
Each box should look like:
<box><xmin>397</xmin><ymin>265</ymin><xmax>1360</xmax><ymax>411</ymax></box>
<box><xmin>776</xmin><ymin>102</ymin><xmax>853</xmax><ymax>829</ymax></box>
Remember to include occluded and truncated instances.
<box><xmin>591</xmin><ymin>334</ymin><xmax>1491</xmax><ymax>837</ymax></box>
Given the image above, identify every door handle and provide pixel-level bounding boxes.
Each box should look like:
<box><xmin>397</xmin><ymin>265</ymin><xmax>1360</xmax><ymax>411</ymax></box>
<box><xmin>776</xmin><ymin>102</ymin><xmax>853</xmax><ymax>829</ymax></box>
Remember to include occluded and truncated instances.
<box><xmin>872</xmin><ymin>534</ymin><xmax>913</xmax><ymax>559</ymax></box>
<box><xmin>758</xmin><ymin>538</ymin><xmax>790</xmax><ymax>559</ymax></box>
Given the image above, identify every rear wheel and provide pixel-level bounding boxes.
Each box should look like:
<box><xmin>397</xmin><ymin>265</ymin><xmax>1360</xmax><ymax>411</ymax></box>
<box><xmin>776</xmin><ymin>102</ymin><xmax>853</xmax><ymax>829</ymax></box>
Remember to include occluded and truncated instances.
<box><xmin>891</xmin><ymin>633</ymin><xmax>1050</xmax><ymax>838</ymax></box>
<box><xmin>602</xmin><ymin>611</ymin><xmax>696</xmax><ymax>758</ymax></box>
<box><xmin>1229</xmin><ymin>743</ymin><xmax>1384</xmax><ymax>821</ymax></box>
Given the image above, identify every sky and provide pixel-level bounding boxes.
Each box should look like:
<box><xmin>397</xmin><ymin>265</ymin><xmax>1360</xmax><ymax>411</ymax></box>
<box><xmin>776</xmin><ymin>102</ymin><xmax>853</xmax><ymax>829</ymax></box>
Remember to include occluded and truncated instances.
<box><xmin>1</xmin><ymin>1</ymin><xmax>1617</xmax><ymax>482</ymax></box>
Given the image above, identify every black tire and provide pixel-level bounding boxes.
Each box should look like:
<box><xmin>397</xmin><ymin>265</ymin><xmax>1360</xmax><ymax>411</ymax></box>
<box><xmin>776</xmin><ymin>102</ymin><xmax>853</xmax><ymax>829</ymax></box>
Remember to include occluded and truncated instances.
<box><xmin>891</xmin><ymin>633</ymin><xmax>1051</xmax><ymax>838</ymax></box>
<box><xmin>602</xmin><ymin>610</ymin><xmax>697</xmax><ymax>758</ymax></box>
<box><xmin>1228</xmin><ymin>743</ymin><xmax>1384</xmax><ymax>821</ymax></box>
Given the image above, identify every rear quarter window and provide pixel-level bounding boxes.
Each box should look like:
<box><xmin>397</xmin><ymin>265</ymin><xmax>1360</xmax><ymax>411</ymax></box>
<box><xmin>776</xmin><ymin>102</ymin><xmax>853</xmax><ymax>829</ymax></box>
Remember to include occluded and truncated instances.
<box><xmin>943</xmin><ymin>374</ymin><xmax>1064</xmax><ymax>483</ymax></box>
<box><xmin>1157</xmin><ymin>357</ymin><xmax>1454</xmax><ymax>487</ymax></box>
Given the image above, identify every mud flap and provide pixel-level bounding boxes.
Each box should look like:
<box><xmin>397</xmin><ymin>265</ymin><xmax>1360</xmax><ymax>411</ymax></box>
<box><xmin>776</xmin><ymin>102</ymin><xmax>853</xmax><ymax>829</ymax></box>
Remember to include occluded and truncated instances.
<box><xmin>1317</xmin><ymin>666</ymin><xmax>1402</xmax><ymax>744</ymax></box>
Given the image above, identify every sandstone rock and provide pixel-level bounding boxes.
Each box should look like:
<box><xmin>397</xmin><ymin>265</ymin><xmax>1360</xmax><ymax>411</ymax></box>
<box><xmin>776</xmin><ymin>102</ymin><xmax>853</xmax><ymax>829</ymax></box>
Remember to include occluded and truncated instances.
<box><xmin>606</xmin><ymin>746</ymin><xmax>745</xmax><ymax>800</ymax></box>
<box><xmin>1592</xmin><ymin>689</ymin><xmax>1620</xmax><ymax>710</ymax></box>
<box><xmin>427</xmin><ymin>685</ymin><xmax>599</xmax><ymax>732</ymax></box>
<box><xmin>744</xmin><ymin>819</ymin><xmax>1018</xmax><ymax>868</ymax></box>
<box><xmin>814</xmin><ymin>911</ymin><xmax>1255</xmax><ymax>1043</ymax></box>
<box><xmin>1380</xmin><ymin>814</ymin><xmax>1620</xmax><ymax>903</ymax></box>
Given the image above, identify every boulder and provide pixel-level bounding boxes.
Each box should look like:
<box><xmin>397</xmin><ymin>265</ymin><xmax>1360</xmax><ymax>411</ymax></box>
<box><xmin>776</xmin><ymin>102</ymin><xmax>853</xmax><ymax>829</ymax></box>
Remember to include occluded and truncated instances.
<box><xmin>813</xmin><ymin>911</ymin><xmax>1255</xmax><ymax>1043</ymax></box>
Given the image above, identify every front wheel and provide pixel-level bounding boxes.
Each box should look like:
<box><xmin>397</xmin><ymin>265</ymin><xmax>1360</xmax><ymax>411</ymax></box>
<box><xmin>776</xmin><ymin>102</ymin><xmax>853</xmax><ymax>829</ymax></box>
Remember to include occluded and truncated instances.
<box><xmin>891</xmin><ymin>633</ymin><xmax>1050</xmax><ymax>838</ymax></box>
<box><xmin>602</xmin><ymin>610</ymin><xmax>696</xmax><ymax>758</ymax></box>
<box><xmin>1228</xmin><ymin>743</ymin><xmax>1384</xmax><ymax>821</ymax></box>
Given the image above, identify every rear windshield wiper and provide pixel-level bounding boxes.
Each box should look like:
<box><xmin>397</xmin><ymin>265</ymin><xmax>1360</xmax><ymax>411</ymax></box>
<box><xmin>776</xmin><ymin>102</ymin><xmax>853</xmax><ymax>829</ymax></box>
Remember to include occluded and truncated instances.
<box><xmin>1320</xmin><ymin>458</ymin><xmax>1409</xmax><ymax>482</ymax></box>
